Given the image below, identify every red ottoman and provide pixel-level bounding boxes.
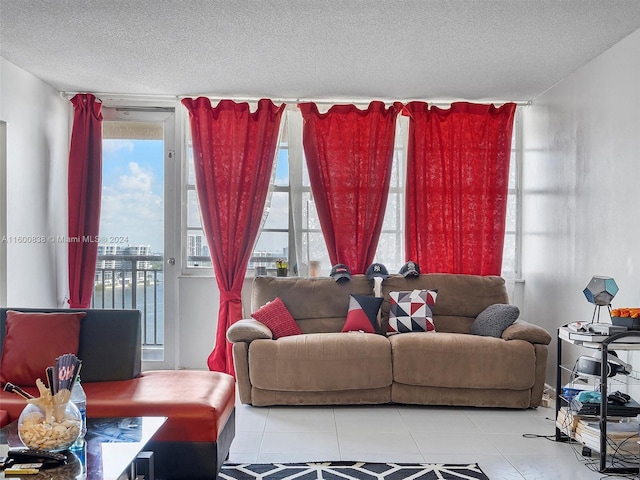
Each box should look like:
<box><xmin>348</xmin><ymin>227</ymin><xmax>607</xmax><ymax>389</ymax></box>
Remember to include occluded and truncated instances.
<box><xmin>83</xmin><ymin>370</ymin><xmax>235</xmax><ymax>479</ymax></box>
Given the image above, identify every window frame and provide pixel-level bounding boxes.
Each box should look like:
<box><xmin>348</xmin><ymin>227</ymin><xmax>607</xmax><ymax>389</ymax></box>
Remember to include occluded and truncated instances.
<box><xmin>97</xmin><ymin>100</ymin><xmax>181</xmax><ymax>370</ymax></box>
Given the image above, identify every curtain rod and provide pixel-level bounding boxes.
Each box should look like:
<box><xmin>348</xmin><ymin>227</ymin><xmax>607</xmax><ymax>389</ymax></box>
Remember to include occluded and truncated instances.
<box><xmin>177</xmin><ymin>94</ymin><xmax>531</xmax><ymax>107</ymax></box>
<box><xmin>61</xmin><ymin>91</ymin><xmax>531</xmax><ymax>107</ymax></box>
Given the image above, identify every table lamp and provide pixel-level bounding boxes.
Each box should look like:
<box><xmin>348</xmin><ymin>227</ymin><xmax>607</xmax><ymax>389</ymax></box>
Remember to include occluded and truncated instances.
<box><xmin>583</xmin><ymin>275</ymin><xmax>618</xmax><ymax>323</ymax></box>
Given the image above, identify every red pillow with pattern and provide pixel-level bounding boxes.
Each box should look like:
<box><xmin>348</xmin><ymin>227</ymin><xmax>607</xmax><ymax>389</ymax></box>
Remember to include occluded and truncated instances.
<box><xmin>251</xmin><ymin>297</ymin><xmax>302</xmax><ymax>339</ymax></box>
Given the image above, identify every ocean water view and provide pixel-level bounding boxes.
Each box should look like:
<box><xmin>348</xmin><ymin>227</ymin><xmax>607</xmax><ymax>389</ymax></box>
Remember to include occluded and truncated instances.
<box><xmin>92</xmin><ymin>273</ymin><xmax>164</xmax><ymax>360</ymax></box>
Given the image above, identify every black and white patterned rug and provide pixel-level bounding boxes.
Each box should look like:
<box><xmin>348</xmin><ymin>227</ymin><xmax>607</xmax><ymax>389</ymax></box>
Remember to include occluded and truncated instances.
<box><xmin>219</xmin><ymin>462</ymin><xmax>490</xmax><ymax>479</ymax></box>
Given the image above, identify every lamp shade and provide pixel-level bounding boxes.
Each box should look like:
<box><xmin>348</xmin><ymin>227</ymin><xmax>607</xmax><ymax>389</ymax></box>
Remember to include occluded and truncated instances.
<box><xmin>583</xmin><ymin>276</ymin><xmax>619</xmax><ymax>306</ymax></box>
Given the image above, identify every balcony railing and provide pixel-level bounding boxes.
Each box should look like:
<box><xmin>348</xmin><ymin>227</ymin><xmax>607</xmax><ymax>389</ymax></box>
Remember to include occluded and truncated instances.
<box><xmin>92</xmin><ymin>254</ymin><xmax>163</xmax><ymax>360</ymax></box>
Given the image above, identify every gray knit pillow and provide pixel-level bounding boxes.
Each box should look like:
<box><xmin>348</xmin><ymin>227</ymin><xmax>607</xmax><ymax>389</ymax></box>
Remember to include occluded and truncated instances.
<box><xmin>471</xmin><ymin>304</ymin><xmax>520</xmax><ymax>337</ymax></box>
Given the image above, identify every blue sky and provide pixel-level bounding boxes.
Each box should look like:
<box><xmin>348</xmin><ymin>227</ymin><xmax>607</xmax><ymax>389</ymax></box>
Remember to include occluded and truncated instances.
<box><xmin>275</xmin><ymin>149</ymin><xmax>288</xmax><ymax>185</ymax></box>
<box><xmin>101</xmin><ymin>139</ymin><xmax>164</xmax><ymax>252</ymax></box>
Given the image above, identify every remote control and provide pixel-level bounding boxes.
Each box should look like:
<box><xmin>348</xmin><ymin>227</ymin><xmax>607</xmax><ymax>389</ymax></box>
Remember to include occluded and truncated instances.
<box><xmin>7</xmin><ymin>448</ymin><xmax>67</xmax><ymax>466</ymax></box>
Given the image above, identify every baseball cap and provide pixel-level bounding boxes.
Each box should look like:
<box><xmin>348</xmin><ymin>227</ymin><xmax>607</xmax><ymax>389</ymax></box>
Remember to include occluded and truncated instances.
<box><xmin>400</xmin><ymin>261</ymin><xmax>420</xmax><ymax>278</ymax></box>
<box><xmin>330</xmin><ymin>264</ymin><xmax>351</xmax><ymax>282</ymax></box>
<box><xmin>366</xmin><ymin>262</ymin><xmax>389</xmax><ymax>280</ymax></box>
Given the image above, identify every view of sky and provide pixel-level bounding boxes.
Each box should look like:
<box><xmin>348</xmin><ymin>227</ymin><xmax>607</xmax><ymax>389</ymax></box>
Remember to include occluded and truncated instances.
<box><xmin>100</xmin><ymin>139</ymin><xmax>164</xmax><ymax>253</ymax></box>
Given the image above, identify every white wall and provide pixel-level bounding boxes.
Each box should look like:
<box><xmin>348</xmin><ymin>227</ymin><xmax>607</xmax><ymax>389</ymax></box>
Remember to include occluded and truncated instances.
<box><xmin>521</xmin><ymin>29</ymin><xmax>640</xmax><ymax>385</ymax></box>
<box><xmin>176</xmin><ymin>275</ymin><xmax>253</xmax><ymax>370</ymax></box>
<box><xmin>0</xmin><ymin>57</ymin><xmax>70</xmax><ymax>307</ymax></box>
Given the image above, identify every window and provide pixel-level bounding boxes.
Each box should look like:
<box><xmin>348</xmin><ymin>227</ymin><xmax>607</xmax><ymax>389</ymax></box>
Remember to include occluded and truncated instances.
<box><xmin>250</xmin><ymin>118</ymin><xmax>291</xmax><ymax>273</ymax></box>
<box><xmin>501</xmin><ymin>108</ymin><xmax>522</xmax><ymax>283</ymax></box>
<box><xmin>93</xmin><ymin>106</ymin><xmax>178</xmax><ymax>367</ymax></box>
<box><xmin>183</xmin><ymin>105</ymin><xmax>520</xmax><ymax>285</ymax></box>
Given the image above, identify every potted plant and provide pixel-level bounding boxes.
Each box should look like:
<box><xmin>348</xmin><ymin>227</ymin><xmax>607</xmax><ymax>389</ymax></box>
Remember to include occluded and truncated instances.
<box><xmin>276</xmin><ymin>259</ymin><xmax>288</xmax><ymax>277</ymax></box>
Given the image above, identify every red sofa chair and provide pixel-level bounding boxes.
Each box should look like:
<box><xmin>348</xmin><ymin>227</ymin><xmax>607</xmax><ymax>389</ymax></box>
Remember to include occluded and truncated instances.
<box><xmin>0</xmin><ymin>308</ymin><xmax>235</xmax><ymax>480</ymax></box>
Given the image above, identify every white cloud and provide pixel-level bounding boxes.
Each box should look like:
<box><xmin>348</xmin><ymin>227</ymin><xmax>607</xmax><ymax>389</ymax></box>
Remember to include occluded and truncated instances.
<box><xmin>100</xmin><ymin>162</ymin><xmax>163</xmax><ymax>250</ymax></box>
<box><xmin>119</xmin><ymin>162</ymin><xmax>153</xmax><ymax>192</ymax></box>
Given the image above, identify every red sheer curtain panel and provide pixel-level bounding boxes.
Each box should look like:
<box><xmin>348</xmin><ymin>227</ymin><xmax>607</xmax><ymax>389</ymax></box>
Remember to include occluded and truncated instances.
<box><xmin>182</xmin><ymin>97</ymin><xmax>284</xmax><ymax>375</ymax></box>
<box><xmin>403</xmin><ymin>102</ymin><xmax>516</xmax><ymax>275</ymax></box>
<box><xmin>68</xmin><ymin>93</ymin><xmax>103</xmax><ymax>308</ymax></box>
<box><xmin>299</xmin><ymin>101</ymin><xmax>401</xmax><ymax>274</ymax></box>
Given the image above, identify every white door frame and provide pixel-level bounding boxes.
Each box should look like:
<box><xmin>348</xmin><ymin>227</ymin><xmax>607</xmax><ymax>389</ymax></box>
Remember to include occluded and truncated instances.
<box><xmin>101</xmin><ymin>102</ymin><xmax>180</xmax><ymax>370</ymax></box>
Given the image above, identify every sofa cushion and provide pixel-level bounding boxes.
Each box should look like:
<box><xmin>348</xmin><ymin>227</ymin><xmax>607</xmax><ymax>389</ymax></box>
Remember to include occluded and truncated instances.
<box><xmin>342</xmin><ymin>295</ymin><xmax>383</xmax><ymax>333</ymax></box>
<box><xmin>471</xmin><ymin>304</ymin><xmax>520</xmax><ymax>338</ymax></box>
<box><xmin>82</xmin><ymin>370</ymin><xmax>235</xmax><ymax>443</ymax></box>
<box><xmin>388</xmin><ymin>290</ymin><xmax>437</xmax><ymax>334</ymax></box>
<box><xmin>0</xmin><ymin>310</ymin><xmax>85</xmax><ymax>386</ymax></box>
<box><xmin>249</xmin><ymin>332</ymin><xmax>392</xmax><ymax>392</ymax></box>
<box><xmin>390</xmin><ymin>332</ymin><xmax>535</xmax><ymax>390</ymax></box>
<box><xmin>251</xmin><ymin>297</ymin><xmax>302</xmax><ymax>339</ymax></box>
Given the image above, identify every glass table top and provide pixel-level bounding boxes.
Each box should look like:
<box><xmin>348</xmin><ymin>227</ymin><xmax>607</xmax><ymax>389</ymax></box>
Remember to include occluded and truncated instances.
<box><xmin>1</xmin><ymin>416</ymin><xmax>166</xmax><ymax>480</ymax></box>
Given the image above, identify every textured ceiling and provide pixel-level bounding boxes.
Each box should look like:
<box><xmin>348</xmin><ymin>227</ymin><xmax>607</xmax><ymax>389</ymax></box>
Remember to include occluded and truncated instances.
<box><xmin>2</xmin><ymin>0</ymin><xmax>640</xmax><ymax>102</ymax></box>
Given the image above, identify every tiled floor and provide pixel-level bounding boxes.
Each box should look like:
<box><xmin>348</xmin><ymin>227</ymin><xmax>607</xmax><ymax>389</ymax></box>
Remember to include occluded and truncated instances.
<box><xmin>228</xmin><ymin>400</ymin><xmax>637</xmax><ymax>479</ymax></box>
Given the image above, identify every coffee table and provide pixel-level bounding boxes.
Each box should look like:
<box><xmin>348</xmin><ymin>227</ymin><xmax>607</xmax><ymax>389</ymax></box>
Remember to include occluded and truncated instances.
<box><xmin>1</xmin><ymin>416</ymin><xmax>165</xmax><ymax>480</ymax></box>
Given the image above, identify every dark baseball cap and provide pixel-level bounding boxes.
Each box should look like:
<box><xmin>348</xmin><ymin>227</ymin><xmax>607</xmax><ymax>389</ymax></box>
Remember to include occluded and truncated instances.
<box><xmin>400</xmin><ymin>261</ymin><xmax>420</xmax><ymax>277</ymax></box>
<box><xmin>366</xmin><ymin>262</ymin><xmax>389</xmax><ymax>280</ymax></box>
<box><xmin>330</xmin><ymin>264</ymin><xmax>351</xmax><ymax>282</ymax></box>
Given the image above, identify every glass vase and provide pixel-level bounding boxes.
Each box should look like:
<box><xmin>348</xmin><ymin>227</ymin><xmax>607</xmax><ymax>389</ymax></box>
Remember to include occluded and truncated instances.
<box><xmin>18</xmin><ymin>401</ymin><xmax>82</xmax><ymax>452</ymax></box>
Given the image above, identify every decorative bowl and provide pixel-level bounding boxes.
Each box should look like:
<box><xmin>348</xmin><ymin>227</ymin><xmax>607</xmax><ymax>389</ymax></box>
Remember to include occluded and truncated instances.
<box><xmin>18</xmin><ymin>401</ymin><xmax>82</xmax><ymax>452</ymax></box>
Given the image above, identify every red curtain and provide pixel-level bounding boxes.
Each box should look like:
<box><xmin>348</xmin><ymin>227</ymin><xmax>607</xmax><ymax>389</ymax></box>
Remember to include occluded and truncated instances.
<box><xmin>403</xmin><ymin>102</ymin><xmax>516</xmax><ymax>275</ymax></box>
<box><xmin>182</xmin><ymin>98</ymin><xmax>284</xmax><ymax>375</ymax></box>
<box><xmin>299</xmin><ymin>102</ymin><xmax>401</xmax><ymax>274</ymax></box>
<box><xmin>68</xmin><ymin>94</ymin><xmax>103</xmax><ymax>308</ymax></box>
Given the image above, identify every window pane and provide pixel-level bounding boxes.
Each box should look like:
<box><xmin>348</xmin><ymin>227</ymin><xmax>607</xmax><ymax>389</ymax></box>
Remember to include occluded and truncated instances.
<box><xmin>509</xmin><ymin>151</ymin><xmax>517</xmax><ymax>188</ymax></box>
<box><xmin>187</xmin><ymin>230</ymin><xmax>211</xmax><ymax>268</ymax></box>
<box><xmin>187</xmin><ymin>190</ymin><xmax>201</xmax><ymax>228</ymax></box>
<box><xmin>99</xmin><ymin>131</ymin><xmax>165</xmax><ymax>362</ymax></box>
<box><xmin>382</xmin><ymin>192</ymin><xmax>402</xmax><ymax>230</ymax></box>
<box><xmin>302</xmin><ymin>155</ymin><xmax>311</xmax><ymax>188</ymax></box>
<box><xmin>501</xmin><ymin>233</ymin><xmax>516</xmax><ymax>276</ymax></box>
<box><xmin>302</xmin><ymin>191</ymin><xmax>321</xmax><ymax>229</ymax></box>
<box><xmin>187</xmin><ymin>142</ymin><xmax>195</xmax><ymax>185</ymax></box>
<box><xmin>252</xmin><ymin>231</ymin><xmax>288</xmax><ymax>271</ymax></box>
<box><xmin>275</xmin><ymin>148</ymin><xmax>289</xmax><ymax>187</ymax></box>
<box><xmin>389</xmin><ymin>151</ymin><xmax>405</xmax><ymax>188</ymax></box>
<box><xmin>505</xmin><ymin>194</ymin><xmax>516</xmax><ymax>232</ymax></box>
<box><xmin>301</xmin><ymin>231</ymin><xmax>330</xmax><ymax>276</ymax></box>
<box><xmin>263</xmin><ymin>192</ymin><xmax>288</xmax><ymax>229</ymax></box>
<box><xmin>375</xmin><ymin>232</ymin><xmax>404</xmax><ymax>273</ymax></box>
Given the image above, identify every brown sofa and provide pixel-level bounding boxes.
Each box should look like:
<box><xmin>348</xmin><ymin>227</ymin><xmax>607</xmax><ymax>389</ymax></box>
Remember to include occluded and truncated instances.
<box><xmin>229</xmin><ymin>273</ymin><xmax>551</xmax><ymax>408</ymax></box>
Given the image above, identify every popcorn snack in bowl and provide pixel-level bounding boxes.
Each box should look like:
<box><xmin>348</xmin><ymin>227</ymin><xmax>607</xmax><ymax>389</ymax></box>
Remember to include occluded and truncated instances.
<box><xmin>5</xmin><ymin>353</ymin><xmax>84</xmax><ymax>452</ymax></box>
<box><xmin>18</xmin><ymin>400</ymin><xmax>81</xmax><ymax>452</ymax></box>
<box><xmin>18</xmin><ymin>378</ymin><xmax>82</xmax><ymax>452</ymax></box>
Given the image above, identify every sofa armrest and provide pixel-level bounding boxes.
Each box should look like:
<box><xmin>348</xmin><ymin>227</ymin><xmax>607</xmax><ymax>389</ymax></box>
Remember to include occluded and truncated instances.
<box><xmin>227</xmin><ymin>319</ymin><xmax>273</xmax><ymax>344</ymax></box>
<box><xmin>501</xmin><ymin>319</ymin><xmax>552</xmax><ymax>345</ymax></box>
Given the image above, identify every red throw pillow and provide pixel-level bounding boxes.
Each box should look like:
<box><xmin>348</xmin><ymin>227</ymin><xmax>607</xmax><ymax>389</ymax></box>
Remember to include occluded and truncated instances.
<box><xmin>251</xmin><ymin>297</ymin><xmax>302</xmax><ymax>339</ymax></box>
<box><xmin>0</xmin><ymin>311</ymin><xmax>86</xmax><ymax>386</ymax></box>
<box><xmin>342</xmin><ymin>295</ymin><xmax>383</xmax><ymax>333</ymax></box>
